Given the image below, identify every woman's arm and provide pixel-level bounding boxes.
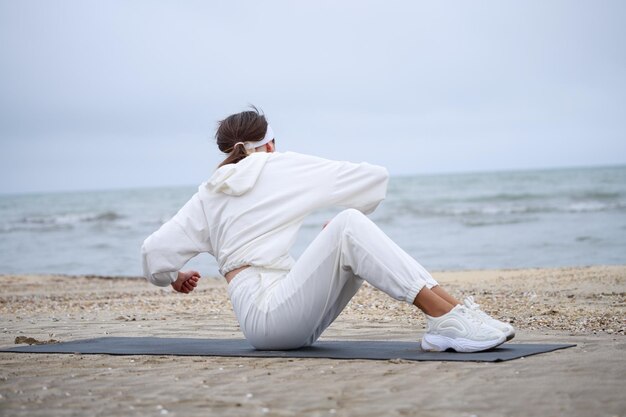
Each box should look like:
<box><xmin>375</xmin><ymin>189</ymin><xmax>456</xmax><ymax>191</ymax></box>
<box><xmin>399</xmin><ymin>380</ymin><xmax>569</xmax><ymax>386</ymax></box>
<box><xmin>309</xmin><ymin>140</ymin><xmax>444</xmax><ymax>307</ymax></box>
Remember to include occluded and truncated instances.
<box><xmin>327</xmin><ymin>159</ymin><xmax>390</xmax><ymax>214</ymax></box>
<box><xmin>284</xmin><ymin>152</ymin><xmax>389</xmax><ymax>214</ymax></box>
<box><xmin>141</xmin><ymin>193</ymin><xmax>213</xmax><ymax>287</ymax></box>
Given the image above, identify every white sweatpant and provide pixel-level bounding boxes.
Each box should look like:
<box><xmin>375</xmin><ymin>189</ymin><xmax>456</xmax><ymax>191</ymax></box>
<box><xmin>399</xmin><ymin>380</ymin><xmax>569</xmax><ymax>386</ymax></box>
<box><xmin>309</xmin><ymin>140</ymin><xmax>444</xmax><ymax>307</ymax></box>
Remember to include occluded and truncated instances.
<box><xmin>227</xmin><ymin>208</ymin><xmax>439</xmax><ymax>350</ymax></box>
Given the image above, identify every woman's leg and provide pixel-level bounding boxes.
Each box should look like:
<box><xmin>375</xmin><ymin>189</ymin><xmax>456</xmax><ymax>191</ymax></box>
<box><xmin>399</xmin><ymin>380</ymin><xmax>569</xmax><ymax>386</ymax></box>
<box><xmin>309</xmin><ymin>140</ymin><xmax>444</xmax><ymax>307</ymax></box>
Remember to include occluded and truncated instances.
<box><xmin>413</xmin><ymin>287</ymin><xmax>455</xmax><ymax>317</ymax></box>
<box><xmin>431</xmin><ymin>285</ymin><xmax>462</xmax><ymax>306</ymax></box>
<box><xmin>244</xmin><ymin>209</ymin><xmax>505</xmax><ymax>352</ymax></box>
<box><xmin>258</xmin><ymin>209</ymin><xmax>449</xmax><ymax>349</ymax></box>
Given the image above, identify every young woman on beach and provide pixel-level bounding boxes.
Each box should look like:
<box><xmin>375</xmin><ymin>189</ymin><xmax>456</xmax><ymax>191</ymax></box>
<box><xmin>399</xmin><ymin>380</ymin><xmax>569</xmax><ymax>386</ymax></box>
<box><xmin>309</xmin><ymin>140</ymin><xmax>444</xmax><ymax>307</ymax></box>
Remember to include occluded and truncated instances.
<box><xmin>141</xmin><ymin>107</ymin><xmax>514</xmax><ymax>353</ymax></box>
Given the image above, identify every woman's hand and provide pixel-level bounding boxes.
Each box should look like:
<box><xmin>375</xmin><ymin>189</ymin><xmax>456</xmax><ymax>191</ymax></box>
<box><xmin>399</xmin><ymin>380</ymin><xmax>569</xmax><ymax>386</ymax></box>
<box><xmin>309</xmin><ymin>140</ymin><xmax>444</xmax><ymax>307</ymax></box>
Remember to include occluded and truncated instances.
<box><xmin>171</xmin><ymin>270</ymin><xmax>201</xmax><ymax>294</ymax></box>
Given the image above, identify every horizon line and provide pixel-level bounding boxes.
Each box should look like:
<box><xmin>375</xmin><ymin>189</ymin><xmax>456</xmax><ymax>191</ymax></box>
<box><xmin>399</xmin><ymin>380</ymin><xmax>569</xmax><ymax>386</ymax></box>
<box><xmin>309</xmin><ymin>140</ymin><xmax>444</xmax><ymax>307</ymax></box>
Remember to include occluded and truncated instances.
<box><xmin>2</xmin><ymin>161</ymin><xmax>625</xmax><ymax>197</ymax></box>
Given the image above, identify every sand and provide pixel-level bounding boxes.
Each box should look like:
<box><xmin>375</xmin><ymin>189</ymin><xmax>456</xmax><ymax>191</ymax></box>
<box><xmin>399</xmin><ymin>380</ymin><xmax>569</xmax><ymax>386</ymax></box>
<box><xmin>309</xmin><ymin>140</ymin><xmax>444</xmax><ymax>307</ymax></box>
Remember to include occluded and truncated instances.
<box><xmin>0</xmin><ymin>265</ymin><xmax>624</xmax><ymax>416</ymax></box>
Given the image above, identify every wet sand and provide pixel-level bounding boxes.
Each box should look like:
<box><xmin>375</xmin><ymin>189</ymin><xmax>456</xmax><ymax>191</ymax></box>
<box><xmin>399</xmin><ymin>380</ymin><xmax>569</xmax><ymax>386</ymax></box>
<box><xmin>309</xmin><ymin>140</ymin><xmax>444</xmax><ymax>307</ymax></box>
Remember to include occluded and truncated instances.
<box><xmin>0</xmin><ymin>265</ymin><xmax>624</xmax><ymax>416</ymax></box>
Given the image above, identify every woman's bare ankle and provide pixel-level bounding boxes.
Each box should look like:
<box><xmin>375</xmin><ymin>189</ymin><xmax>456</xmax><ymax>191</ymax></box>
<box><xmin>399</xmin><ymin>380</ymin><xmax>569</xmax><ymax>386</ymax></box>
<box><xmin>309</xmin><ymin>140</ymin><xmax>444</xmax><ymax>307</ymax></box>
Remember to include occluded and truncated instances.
<box><xmin>413</xmin><ymin>287</ymin><xmax>454</xmax><ymax>317</ymax></box>
<box><xmin>430</xmin><ymin>285</ymin><xmax>462</xmax><ymax>306</ymax></box>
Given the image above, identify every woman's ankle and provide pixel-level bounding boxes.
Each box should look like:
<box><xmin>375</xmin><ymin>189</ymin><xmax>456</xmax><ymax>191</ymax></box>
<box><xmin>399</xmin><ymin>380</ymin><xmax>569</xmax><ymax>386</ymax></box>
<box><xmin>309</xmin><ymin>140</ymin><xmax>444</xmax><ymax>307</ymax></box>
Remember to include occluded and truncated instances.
<box><xmin>413</xmin><ymin>287</ymin><xmax>454</xmax><ymax>317</ymax></box>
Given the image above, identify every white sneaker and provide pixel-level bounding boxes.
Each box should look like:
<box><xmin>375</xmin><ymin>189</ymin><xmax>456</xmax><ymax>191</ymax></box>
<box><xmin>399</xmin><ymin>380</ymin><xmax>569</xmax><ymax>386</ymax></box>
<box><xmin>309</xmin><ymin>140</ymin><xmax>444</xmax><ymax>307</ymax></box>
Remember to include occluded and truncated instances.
<box><xmin>463</xmin><ymin>296</ymin><xmax>516</xmax><ymax>341</ymax></box>
<box><xmin>421</xmin><ymin>305</ymin><xmax>506</xmax><ymax>353</ymax></box>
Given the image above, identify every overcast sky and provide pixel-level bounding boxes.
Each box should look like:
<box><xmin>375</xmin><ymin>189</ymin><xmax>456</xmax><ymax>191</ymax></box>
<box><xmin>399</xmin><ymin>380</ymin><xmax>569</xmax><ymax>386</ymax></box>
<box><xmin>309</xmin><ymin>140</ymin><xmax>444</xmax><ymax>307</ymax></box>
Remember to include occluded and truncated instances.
<box><xmin>1</xmin><ymin>1</ymin><xmax>625</xmax><ymax>194</ymax></box>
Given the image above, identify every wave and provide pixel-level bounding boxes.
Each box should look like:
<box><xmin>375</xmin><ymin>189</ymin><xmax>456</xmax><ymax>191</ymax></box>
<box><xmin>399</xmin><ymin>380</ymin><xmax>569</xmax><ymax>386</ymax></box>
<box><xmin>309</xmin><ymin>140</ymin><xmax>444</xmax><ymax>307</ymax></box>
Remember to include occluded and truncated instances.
<box><xmin>462</xmin><ymin>193</ymin><xmax>546</xmax><ymax>203</ymax></box>
<box><xmin>384</xmin><ymin>201</ymin><xmax>626</xmax><ymax>217</ymax></box>
<box><xmin>0</xmin><ymin>211</ymin><xmax>125</xmax><ymax>233</ymax></box>
<box><xmin>19</xmin><ymin>210</ymin><xmax>124</xmax><ymax>226</ymax></box>
<box><xmin>571</xmin><ymin>191</ymin><xmax>622</xmax><ymax>200</ymax></box>
<box><xmin>462</xmin><ymin>218</ymin><xmax>536</xmax><ymax>227</ymax></box>
<box><xmin>0</xmin><ymin>223</ymin><xmax>73</xmax><ymax>233</ymax></box>
<box><xmin>393</xmin><ymin>190</ymin><xmax>625</xmax><ymax>207</ymax></box>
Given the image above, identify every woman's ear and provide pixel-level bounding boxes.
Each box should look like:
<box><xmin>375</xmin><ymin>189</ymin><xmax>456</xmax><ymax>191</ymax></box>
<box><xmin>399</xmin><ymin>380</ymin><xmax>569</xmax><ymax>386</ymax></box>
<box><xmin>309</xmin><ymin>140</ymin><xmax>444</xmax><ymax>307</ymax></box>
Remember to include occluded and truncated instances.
<box><xmin>266</xmin><ymin>141</ymin><xmax>275</xmax><ymax>153</ymax></box>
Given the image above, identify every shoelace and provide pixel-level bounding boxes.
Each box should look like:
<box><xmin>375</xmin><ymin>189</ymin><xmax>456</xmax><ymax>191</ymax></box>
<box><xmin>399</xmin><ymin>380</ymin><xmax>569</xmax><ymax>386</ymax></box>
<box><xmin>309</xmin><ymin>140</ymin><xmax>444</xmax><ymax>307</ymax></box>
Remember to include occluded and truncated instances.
<box><xmin>464</xmin><ymin>296</ymin><xmax>493</xmax><ymax>322</ymax></box>
<box><xmin>458</xmin><ymin>305</ymin><xmax>484</xmax><ymax>325</ymax></box>
<box><xmin>465</xmin><ymin>295</ymin><xmax>481</xmax><ymax>310</ymax></box>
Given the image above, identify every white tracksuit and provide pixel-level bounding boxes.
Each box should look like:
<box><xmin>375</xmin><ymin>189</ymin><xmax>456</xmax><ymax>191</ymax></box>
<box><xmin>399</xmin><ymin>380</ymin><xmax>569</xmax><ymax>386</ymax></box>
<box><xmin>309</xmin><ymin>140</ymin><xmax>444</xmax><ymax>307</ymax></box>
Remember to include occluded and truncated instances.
<box><xmin>141</xmin><ymin>151</ymin><xmax>438</xmax><ymax>349</ymax></box>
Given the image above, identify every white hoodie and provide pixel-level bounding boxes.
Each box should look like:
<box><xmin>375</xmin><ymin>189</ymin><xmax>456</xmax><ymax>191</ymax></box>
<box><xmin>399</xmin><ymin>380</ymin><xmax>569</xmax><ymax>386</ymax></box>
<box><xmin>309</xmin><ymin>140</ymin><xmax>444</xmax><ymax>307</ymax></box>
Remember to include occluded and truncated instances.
<box><xmin>141</xmin><ymin>151</ymin><xmax>389</xmax><ymax>286</ymax></box>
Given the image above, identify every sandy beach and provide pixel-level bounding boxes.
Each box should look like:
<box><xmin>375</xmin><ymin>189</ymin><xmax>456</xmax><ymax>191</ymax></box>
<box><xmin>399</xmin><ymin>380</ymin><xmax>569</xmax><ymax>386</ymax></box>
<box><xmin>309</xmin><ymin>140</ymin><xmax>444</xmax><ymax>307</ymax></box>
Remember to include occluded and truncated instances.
<box><xmin>0</xmin><ymin>265</ymin><xmax>624</xmax><ymax>416</ymax></box>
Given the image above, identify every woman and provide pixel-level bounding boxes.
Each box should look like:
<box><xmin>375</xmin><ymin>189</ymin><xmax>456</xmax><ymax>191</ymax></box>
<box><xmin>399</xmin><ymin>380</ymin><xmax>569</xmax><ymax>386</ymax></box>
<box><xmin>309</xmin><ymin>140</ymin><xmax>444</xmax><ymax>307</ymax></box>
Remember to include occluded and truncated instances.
<box><xmin>141</xmin><ymin>108</ymin><xmax>514</xmax><ymax>353</ymax></box>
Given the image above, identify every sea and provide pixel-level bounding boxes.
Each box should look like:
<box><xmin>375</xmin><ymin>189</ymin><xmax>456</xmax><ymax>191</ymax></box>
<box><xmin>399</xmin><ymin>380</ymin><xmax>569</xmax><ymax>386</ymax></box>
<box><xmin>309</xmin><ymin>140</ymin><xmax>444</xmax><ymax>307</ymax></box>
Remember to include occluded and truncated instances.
<box><xmin>1</xmin><ymin>165</ymin><xmax>625</xmax><ymax>278</ymax></box>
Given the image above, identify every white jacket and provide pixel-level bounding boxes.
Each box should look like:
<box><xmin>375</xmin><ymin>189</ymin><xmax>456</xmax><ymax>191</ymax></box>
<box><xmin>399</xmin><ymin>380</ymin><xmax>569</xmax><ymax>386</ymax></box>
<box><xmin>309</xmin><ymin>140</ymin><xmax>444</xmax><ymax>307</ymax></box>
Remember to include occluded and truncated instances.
<box><xmin>141</xmin><ymin>151</ymin><xmax>389</xmax><ymax>286</ymax></box>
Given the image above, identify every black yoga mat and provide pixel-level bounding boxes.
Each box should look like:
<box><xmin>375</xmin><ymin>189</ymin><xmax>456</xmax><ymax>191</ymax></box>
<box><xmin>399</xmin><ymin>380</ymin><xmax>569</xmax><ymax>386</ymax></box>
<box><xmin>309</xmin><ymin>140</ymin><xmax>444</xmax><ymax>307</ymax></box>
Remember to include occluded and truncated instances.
<box><xmin>0</xmin><ymin>337</ymin><xmax>575</xmax><ymax>362</ymax></box>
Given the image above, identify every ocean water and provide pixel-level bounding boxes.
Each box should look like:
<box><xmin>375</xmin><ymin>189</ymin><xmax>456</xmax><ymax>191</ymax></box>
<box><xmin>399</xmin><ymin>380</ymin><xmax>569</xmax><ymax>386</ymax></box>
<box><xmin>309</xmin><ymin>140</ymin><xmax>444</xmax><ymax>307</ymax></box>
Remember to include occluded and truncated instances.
<box><xmin>1</xmin><ymin>165</ymin><xmax>625</xmax><ymax>277</ymax></box>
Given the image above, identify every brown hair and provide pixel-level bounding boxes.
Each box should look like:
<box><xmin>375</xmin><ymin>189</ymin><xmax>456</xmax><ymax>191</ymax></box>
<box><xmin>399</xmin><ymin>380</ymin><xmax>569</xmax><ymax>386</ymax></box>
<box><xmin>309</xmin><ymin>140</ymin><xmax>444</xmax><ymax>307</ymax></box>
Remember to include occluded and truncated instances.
<box><xmin>216</xmin><ymin>106</ymin><xmax>269</xmax><ymax>168</ymax></box>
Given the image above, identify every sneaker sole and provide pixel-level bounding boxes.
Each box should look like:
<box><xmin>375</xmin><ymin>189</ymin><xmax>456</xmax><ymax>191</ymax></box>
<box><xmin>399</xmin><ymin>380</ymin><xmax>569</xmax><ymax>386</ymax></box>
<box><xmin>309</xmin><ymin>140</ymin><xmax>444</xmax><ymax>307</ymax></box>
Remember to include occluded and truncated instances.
<box><xmin>421</xmin><ymin>333</ymin><xmax>507</xmax><ymax>353</ymax></box>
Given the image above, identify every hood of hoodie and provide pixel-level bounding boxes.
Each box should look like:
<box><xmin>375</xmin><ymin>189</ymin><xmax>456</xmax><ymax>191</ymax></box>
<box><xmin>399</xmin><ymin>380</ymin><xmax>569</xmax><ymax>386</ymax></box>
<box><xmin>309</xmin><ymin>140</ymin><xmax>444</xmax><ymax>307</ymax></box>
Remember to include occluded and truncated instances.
<box><xmin>206</xmin><ymin>152</ymin><xmax>271</xmax><ymax>196</ymax></box>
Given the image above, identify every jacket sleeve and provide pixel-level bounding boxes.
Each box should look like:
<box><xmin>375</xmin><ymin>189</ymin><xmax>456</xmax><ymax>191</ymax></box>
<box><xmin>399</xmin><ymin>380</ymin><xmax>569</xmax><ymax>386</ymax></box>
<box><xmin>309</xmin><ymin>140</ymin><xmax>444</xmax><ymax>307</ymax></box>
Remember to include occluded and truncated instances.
<box><xmin>328</xmin><ymin>159</ymin><xmax>390</xmax><ymax>214</ymax></box>
<box><xmin>141</xmin><ymin>193</ymin><xmax>213</xmax><ymax>287</ymax></box>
